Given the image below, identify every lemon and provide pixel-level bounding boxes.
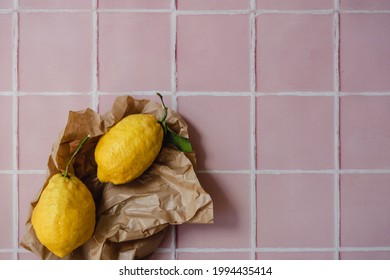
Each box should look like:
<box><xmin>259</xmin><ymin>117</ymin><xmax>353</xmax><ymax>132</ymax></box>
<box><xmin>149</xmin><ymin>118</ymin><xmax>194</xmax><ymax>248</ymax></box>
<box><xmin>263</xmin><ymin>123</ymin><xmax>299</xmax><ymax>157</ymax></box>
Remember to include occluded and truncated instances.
<box><xmin>95</xmin><ymin>114</ymin><xmax>164</xmax><ymax>185</ymax></box>
<box><xmin>31</xmin><ymin>173</ymin><xmax>96</xmax><ymax>258</ymax></box>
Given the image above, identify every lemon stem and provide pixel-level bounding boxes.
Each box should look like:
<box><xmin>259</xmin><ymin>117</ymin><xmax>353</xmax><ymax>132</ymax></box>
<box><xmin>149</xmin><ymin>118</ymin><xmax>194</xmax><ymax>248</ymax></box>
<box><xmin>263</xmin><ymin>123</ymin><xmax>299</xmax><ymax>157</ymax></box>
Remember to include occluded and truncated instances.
<box><xmin>157</xmin><ymin>92</ymin><xmax>168</xmax><ymax>124</ymax></box>
<box><xmin>63</xmin><ymin>134</ymin><xmax>90</xmax><ymax>178</ymax></box>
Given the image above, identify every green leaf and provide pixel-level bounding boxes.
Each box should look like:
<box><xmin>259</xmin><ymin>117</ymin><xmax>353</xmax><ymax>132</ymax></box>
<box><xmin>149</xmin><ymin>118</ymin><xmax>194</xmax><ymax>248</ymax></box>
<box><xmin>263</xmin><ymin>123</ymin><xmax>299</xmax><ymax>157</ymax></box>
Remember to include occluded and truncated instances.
<box><xmin>166</xmin><ymin>127</ymin><xmax>193</xmax><ymax>153</ymax></box>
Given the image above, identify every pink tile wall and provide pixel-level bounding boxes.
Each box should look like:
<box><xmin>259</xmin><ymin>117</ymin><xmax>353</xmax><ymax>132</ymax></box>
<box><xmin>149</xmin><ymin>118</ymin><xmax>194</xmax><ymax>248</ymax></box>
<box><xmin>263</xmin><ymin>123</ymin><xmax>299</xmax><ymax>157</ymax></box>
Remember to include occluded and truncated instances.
<box><xmin>0</xmin><ymin>14</ymin><xmax>13</xmax><ymax>91</ymax></box>
<box><xmin>1</xmin><ymin>1</ymin><xmax>390</xmax><ymax>260</ymax></box>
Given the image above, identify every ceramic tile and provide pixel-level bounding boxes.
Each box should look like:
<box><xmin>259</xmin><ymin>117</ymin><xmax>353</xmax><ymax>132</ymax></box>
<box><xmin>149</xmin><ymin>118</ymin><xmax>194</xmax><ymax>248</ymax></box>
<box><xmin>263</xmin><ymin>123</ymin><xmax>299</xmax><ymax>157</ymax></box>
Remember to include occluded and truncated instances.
<box><xmin>256</xmin><ymin>14</ymin><xmax>334</xmax><ymax>92</ymax></box>
<box><xmin>257</xmin><ymin>174</ymin><xmax>335</xmax><ymax>248</ymax></box>
<box><xmin>256</xmin><ymin>96</ymin><xmax>334</xmax><ymax>170</ymax></box>
<box><xmin>340</xmin><ymin>96</ymin><xmax>390</xmax><ymax>169</ymax></box>
<box><xmin>257</xmin><ymin>0</ymin><xmax>333</xmax><ymax>10</ymax></box>
<box><xmin>177</xmin><ymin>14</ymin><xmax>250</xmax><ymax>92</ymax></box>
<box><xmin>18</xmin><ymin>95</ymin><xmax>92</xmax><ymax>170</ymax></box>
<box><xmin>0</xmin><ymin>0</ymin><xmax>13</xmax><ymax>9</ymax></box>
<box><xmin>0</xmin><ymin>175</ymin><xmax>14</xmax><ymax>248</ymax></box>
<box><xmin>18</xmin><ymin>252</ymin><xmax>40</xmax><ymax>260</ymax></box>
<box><xmin>340</xmin><ymin>14</ymin><xmax>390</xmax><ymax>92</ymax></box>
<box><xmin>98</xmin><ymin>13</ymin><xmax>171</xmax><ymax>92</ymax></box>
<box><xmin>177</xmin><ymin>0</ymin><xmax>249</xmax><ymax>10</ymax></box>
<box><xmin>18</xmin><ymin>13</ymin><xmax>92</xmax><ymax>91</ymax></box>
<box><xmin>340</xmin><ymin>174</ymin><xmax>390</xmax><ymax>247</ymax></box>
<box><xmin>257</xmin><ymin>251</ymin><xmax>335</xmax><ymax>260</ymax></box>
<box><xmin>18</xmin><ymin>174</ymin><xmax>46</xmax><ymax>243</ymax></box>
<box><xmin>177</xmin><ymin>96</ymin><xmax>251</xmax><ymax>170</ymax></box>
<box><xmin>0</xmin><ymin>252</ymin><xmax>14</xmax><ymax>260</ymax></box>
<box><xmin>0</xmin><ymin>96</ymin><xmax>14</xmax><ymax>169</ymax></box>
<box><xmin>340</xmin><ymin>0</ymin><xmax>390</xmax><ymax>10</ymax></box>
<box><xmin>177</xmin><ymin>173</ymin><xmax>252</xmax><ymax>249</ymax></box>
<box><xmin>98</xmin><ymin>0</ymin><xmax>171</xmax><ymax>9</ymax></box>
<box><xmin>19</xmin><ymin>0</ymin><xmax>92</xmax><ymax>9</ymax></box>
<box><xmin>0</xmin><ymin>14</ymin><xmax>13</xmax><ymax>91</ymax></box>
<box><xmin>340</xmin><ymin>251</ymin><xmax>390</xmax><ymax>260</ymax></box>
<box><xmin>177</xmin><ymin>252</ymin><xmax>251</xmax><ymax>260</ymax></box>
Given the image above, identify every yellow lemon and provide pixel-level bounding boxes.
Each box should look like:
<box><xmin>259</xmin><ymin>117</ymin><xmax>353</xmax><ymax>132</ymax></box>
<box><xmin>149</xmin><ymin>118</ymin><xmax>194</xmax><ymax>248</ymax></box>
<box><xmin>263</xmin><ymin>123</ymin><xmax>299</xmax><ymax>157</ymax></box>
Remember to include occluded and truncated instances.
<box><xmin>95</xmin><ymin>114</ymin><xmax>164</xmax><ymax>185</ymax></box>
<box><xmin>31</xmin><ymin>173</ymin><xmax>96</xmax><ymax>258</ymax></box>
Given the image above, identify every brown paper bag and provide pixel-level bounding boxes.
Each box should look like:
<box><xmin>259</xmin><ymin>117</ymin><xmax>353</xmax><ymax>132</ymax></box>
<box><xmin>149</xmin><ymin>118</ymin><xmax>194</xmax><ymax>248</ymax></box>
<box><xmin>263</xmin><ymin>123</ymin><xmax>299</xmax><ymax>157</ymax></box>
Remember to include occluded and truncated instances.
<box><xmin>20</xmin><ymin>95</ymin><xmax>213</xmax><ymax>260</ymax></box>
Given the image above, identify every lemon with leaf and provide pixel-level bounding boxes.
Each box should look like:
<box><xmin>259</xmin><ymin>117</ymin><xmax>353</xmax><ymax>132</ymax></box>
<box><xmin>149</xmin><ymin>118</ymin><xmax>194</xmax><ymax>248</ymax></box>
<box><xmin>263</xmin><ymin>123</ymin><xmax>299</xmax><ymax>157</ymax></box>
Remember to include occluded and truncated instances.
<box><xmin>31</xmin><ymin>135</ymin><xmax>95</xmax><ymax>258</ymax></box>
<box><xmin>95</xmin><ymin>93</ymin><xmax>192</xmax><ymax>185</ymax></box>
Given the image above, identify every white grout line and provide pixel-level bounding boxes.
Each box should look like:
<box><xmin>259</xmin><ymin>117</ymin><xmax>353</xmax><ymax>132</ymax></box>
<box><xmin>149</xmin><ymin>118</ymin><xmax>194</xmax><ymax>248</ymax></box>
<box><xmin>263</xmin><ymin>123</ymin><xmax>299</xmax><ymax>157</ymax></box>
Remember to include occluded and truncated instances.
<box><xmin>249</xmin><ymin>0</ymin><xmax>257</xmax><ymax>261</ymax></box>
<box><xmin>256</xmin><ymin>9</ymin><xmax>335</xmax><ymax>15</ymax></box>
<box><xmin>255</xmin><ymin>91</ymin><xmax>337</xmax><ymax>96</ymax></box>
<box><xmin>4</xmin><ymin>246</ymin><xmax>390</xmax><ymax>256</ymax></box>
<box><xmin>334</xmin><ymin>0</ymin><xmax>341</xmax><ymax>260</ymax></box>
<box><xmin>97</xmin><ymin>8</ymin><xmax>171</xmax><ymax>13</ymax></box>
<box><xmin>0</xmin><ymin>9</ymin><xmax>14</xmax><ymax>14</ymax></box>
<box><xmin>98</xmin><ymin>90</ymin><xmax>172</xmax><ymax>96</ymax></box>
<box><xmin>2</xmin><ymin>169</ymin><xmax>390</xmax><ymax>175</ymax></box>
<box><xmin>3</xmin><ymin>91</ymin><xmax>390</xmax><ymax>97</ymax></box>
<box><xmin>340</xmin><ymin>247</ymin><xmax>390</xmax><ymax>252</ymax></box>
<box><xmin>176</xmin><ymin>248</ymin><xmax>253</xmax><ymax>253</ymax></box>
<box><xmin>17</xmin><ymin>91</ymin><xmax>93</xmax><ymax>96</ymax></box>
<box><xmin>197</xmin><ymin>169</ymin><xmax>390</xmax><ymax>174</ymax></box>
<box><xmin>1</xmin><ymin>8</ymin><xmax>390</xmax><ymax>14</ymax></box>
<box><xmin>257</xmin><ymin>247</ymin><xmax>336</xmax><ymax>253</ymax></box>
<box><xmin>178</xmin><ymin>91</ymin><xmax>253</xmax><ymax>96</ymax></box>
<box><xmin>19</xmin><ymin>9</ymin><xmax>93</xmax><ymax>13</ymax></box>
<box><xmin>12</xmin><ymin>0</ymin><xmax>19</xmax><ymax>261</ymax></box>
<box><xmin>177</xmin><ymin>9</ymin><xmax>251</xmax><ymax>15</ymax></box>
<box><xmin>341</xmin><ymin>9</ymin><xmax>390</xmax><ymax>14</ymax></box>
<box><xmin>0</xmin><ymin>91</ymin><xmax>14</xmax><ymax>96</ymax></box>
<box><xmin>170</xmin><ymin>0</ymin><xmax>178</xmax><ymax>112</ymax></box>
<box><xmin>170</xmin><ymin>0</ymin><xmax>178</xmax><ymax>260</ymax></box>
<box><xmin>91</xmin><ymin>0</ymin><xmax>99</xmax><ymax>112</ymax></box>
<box><xmin>339</xmin><ymin>92</ymin><xmax>390</xmax><ymax>96</ymax></box>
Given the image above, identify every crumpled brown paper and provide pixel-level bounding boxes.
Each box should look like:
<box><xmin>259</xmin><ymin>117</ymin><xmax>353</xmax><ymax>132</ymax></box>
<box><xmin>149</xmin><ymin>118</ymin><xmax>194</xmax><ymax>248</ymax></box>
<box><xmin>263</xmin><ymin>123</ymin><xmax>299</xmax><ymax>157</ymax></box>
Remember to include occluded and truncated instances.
<box><xmin>20</xmin><ymin>95</ymin><xmax>213</xmax><ymax>260</ymax></box>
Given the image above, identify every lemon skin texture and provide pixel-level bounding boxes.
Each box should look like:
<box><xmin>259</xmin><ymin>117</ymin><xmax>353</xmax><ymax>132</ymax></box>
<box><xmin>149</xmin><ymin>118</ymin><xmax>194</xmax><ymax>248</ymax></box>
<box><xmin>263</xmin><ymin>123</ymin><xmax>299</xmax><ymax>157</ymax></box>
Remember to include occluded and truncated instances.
<box><xmin>95</xmin><ymin>114</ymin><xmax>164</xmax><ymax>185</ymax></box>
<box><xmin>31</xmin><ymin>173</ymin><xmax>96</xmax><ymax>258</ymax></box>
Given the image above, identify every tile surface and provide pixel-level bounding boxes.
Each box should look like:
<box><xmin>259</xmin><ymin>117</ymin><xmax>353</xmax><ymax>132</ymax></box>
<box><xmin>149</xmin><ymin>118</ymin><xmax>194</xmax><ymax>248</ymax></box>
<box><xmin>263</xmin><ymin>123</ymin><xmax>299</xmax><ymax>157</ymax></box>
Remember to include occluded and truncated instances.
<box><xmin>98</xmin><ymin>0</ymin><xmax>171</xmax><ymax>9</ymax></box>
<box><xmin>257</xmin><ymin>0</ymin><xmax>333</xmax><ymax>10</ymax></box>
<box><xmin>19</xmin><ymin>0</ymin><xmax>92</xmax><ymax>9</ymax></box>
<box><xmin>340</xmin><ymin>96</ymin><xmax>390</xmax><ymax>169</ymax></box>
<box><xmin>340</xmin><ymin>251</ymin><xmax>390</xmax><ymax>260</ymax></box>
<box><xmin>256</xmin><ymin>96</ymin><xmax>334</xmax><ymax>170</ymax></box>
<box><xmin>18</xmin><ymin>174</ymin><xmax>46</xmax><ymax>243</ymax></box>
<box><xmin>178</xmin><ymin>96</ymin><xmax>251</xmax><ymax>170</ymax></box>
<box><xmin>177</xmin><ymin>0</ymin><xmax>249</xmax><ymax>10</ymax></box>
<box><xmin>0</xmin><ymin>14</ymin><xmax>13</xmax><ymax>91</ymax></box>
<box><xmin>0</xmin><ymin>0</ymin><xmax>13</xmax><ymax>9</ymax></box>
<box><xmin>98</xmin><ymin>13</ymin><xmax>171</xmax><ymax>92</ymax></box>
<box><xmin>340</xmin><ymin>0</ymin><xmax>390</xmax><ymax>10</ymax></box>
<box><xmin>0</xmin><ymin>96</ymin><xmax>14</xmax><ymax>169</ymax></box>
<box><xmin>256</xmin><ymin>14</ymin><xmax>334</xmax><ymax>92</ymax></box>
<box><xmin>340</xmin><ymin>14</ymin><xmax>390</xmax><ymax>92</ymax></box>
<box><xmin>177</xmin><ymin>252</ymin><xmax>252</xmax><ymax>260</ymax></box>
<box><xmin>340</xmin><ymin>174</ymin><xmax>390</xmax><ymax>247</ymax></box>
<box><xmin>0</xmin><ymin>175</ymin><xmax>14</xmax><ymax>249</ymax></box>
<box><xmin>177</xmin><ymin>14</ymin><xmax>251</xmax><ymax>91</ymax></box>
<box><xmin>257</xmin><ymin>174</ymin><xmax>335</xmax><ymax>248</ymax></box>
<box><xmin>19</xmin><ymin>13</ymin><xmax>92</xmax><ymax>91</ymax></box>
<box><xmin>257</xmin><ymin>251</ymin><xmax>336</xmax><ymax>260</ymax></box>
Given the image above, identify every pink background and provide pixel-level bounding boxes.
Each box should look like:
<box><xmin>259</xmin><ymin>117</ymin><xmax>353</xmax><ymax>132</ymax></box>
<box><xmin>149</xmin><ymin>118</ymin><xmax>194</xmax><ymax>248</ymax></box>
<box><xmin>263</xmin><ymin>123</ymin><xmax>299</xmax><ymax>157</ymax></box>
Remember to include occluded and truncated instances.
<box><xmin>1</xmin><ymin>0</ymin><xmax>390</xmax><ymax>260</ymax></box>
